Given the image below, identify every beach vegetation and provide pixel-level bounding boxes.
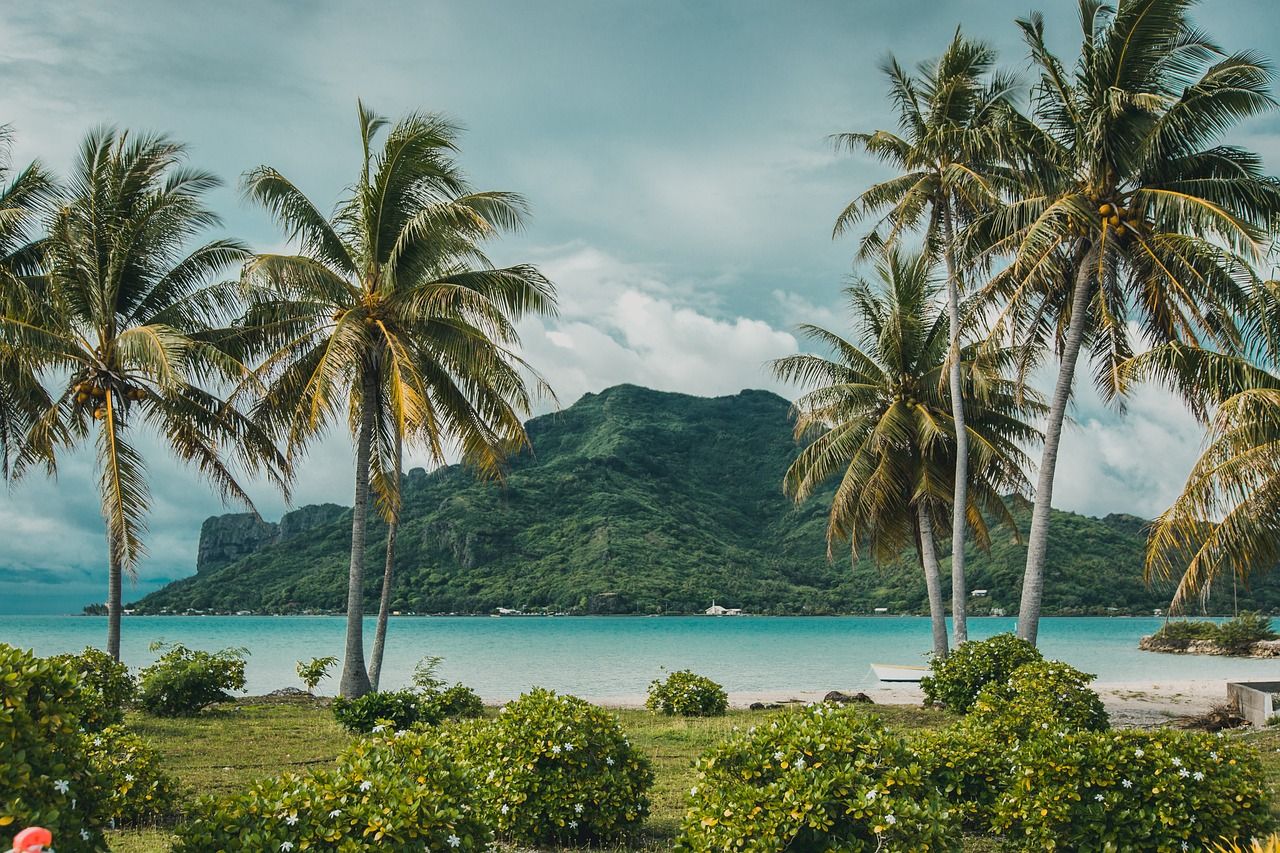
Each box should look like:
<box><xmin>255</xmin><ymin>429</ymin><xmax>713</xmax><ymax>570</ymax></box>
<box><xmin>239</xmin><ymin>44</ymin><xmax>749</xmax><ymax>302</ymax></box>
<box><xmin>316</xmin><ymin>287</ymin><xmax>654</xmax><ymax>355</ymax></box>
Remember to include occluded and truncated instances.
<box><xmin>137</xmin><ymin>643</ymin><xmax>248</xmax><ymax>717</ymax></box>
<box><xmin>49</xmin><ymin>645</ymin><xmax>136</xmax><ymax>731</ymax></box>
<box><xmin>992</xmin><ymin>729</ymin><xmax>1271</xmax><ymax>851</ymax></box>
<box><xmin>677</xmin><ymin>703</ymin><xmax>958</xmax><ymax>852</ymax></box>
<box><xmin>332</xmin><ymin>658</ymin><xmax>484</xmax><ymax>733</ymax></box>
<box><xmin>646</xmin><ymin>670</ymin><xmax>728</xmax><ymax>717</ymax></box>
<box><xmin>295</xmin><ymin>655</ymin><xmax>337</xmax><ymax>693</ymax></box>
<box><xmin>449</xmin><ymin>688</ymin><xmax>653</xmax><ymax>846</ymax></box>
<box><xmin>173</xmin><ymin>728</ymin><xmax>488</xmax><ymax>852</ymax></box>
<box><xmin>910</xmin><ymin>724</ymin><xmax>1009</xmax><ymax>830</ymax></box>
<box><xmin>920</xmin><ymin>632</ymin><xmax>1042</xmax><ymax>713</ymax></box>
<box><xmin>772</xmin><ymin>252</ymin><xmax>1043</xmax><ymax>659</ymax></box>
<box><xmin>0</xmin><ymin>643</ymin><xmax>107</xmax><ymax>851</ymax></box>
<box><xmin>969</xmin><ymin>659</ymin><xmax>1108</xmax><ymax>738</ymax></box>
<box><xmin>238</xmin><ymin>101</ymin><xmax>557</xmax><ymax>698</ymax></box>
<box><xmin>1149</xmin><ymin>614</ymin><xmax>1278</xmax><ymax>654</ymax></box>
<box><xmin>84</xmin><ymin>725</ymin><xmax>176</xmax><ymax>827</ymax></box>
<box><xmin>1214</xmin><ymin>835</ymin><xmax>1280</xmax><ymax>853</ymax></box>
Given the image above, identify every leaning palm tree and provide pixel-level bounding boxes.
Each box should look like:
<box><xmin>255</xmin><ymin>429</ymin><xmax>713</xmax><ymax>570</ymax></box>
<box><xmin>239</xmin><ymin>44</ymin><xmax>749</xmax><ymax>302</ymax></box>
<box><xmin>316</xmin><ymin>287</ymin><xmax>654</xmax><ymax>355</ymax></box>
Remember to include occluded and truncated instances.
<box><xmin>1125</xmin><ymin>283</ymin><xmax>1280</xmax><ymax>610</ymax></box>
<box><xmin>239</xmin><ymin>102</ymin><xmax>556</xmax><ymax>698</ymax></box>
<box><xmin>833</xmin><ymin>30</ymin><xmax>1018</xmax><ymax>645</ymax></box>
<box><xmin>0</xmin><ymin>128</ymin><xmax>288</xmax><ymax>659</ymax></box>
<box><xmin>0</xmin><ymin>126</ymin><xmax>56</xmax><ymax>478</ymax></box>
<box><xmin>979</xmin><ymin>0</ymin><xmax>1280</xmax><ymax>643</ymax></box>
<box><xmin>772</xmin><ymin>250</ymin><xmax>1042</xmax><ymax>658</ymax></box>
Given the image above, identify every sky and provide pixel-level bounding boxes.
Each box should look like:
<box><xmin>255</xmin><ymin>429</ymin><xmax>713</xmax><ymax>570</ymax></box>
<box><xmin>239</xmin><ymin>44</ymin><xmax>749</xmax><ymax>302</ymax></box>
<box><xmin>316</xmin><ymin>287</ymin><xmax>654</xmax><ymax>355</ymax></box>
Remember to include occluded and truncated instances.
<box><xmin>2</xmin><ymin>0</ymin><xmax>1278</xmax><ymax>613</ymax></box>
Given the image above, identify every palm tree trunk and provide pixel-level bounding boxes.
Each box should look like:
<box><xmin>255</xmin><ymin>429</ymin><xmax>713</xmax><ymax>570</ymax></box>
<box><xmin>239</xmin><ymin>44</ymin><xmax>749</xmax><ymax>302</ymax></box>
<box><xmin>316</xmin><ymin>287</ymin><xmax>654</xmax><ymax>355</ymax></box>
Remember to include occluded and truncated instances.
<box><xmin>917</xmin><ymin>503</ymin><xmax>949</xmax><ymax>659</ymax></box>
<box><xmin>941</xmin><ymin>204</ymin><xmax>969</xmax><ymax>646</ymax></box>
<box><xmin>1017</xmin><ymin>252</ymin><xmax>1094</xmax><ymax>645</ymax></box>
<box><xmin>339</xmin><ymin>367</ymin><xmax>376</xmax><ymax>698</ymax></box>
<box><xmin>106</xmin><ymin>545</ymin><xmax>122</xmax><ymax>660</ymax></box>
<box><xmin>368</xmin><ymin>429</ymin><xmax>402</xmax><ymax>692</ymax></box>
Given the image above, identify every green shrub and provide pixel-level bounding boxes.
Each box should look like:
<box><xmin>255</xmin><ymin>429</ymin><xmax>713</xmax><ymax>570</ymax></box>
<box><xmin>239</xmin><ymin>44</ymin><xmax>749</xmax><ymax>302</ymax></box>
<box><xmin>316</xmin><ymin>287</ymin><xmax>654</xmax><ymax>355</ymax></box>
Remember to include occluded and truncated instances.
<box><xmin>137</xmin><ymin>643</ymin><xmax>247</xmax><ymax>717</ymax></box>
<box><xmin>1150</xmin><ymin>619</ymin><xmax>1218</xmax><ymax>650</ymax></box>
<box><xmin>48</xmin><ymin>646</ymin><xmax>135</xmax><ymax>732</ymax></box>
<box><xmin>85</xmin><ymin>725</ymin><xmax>176</xmax><ymax>826</ymax></box>
<box><xmin>295</xmin><ymin>655</ymin><xmax>337</xmax><ymax>693</ymax></box>
<box><xmin>646</xmin><ymin>670</ymin><xmax>728</xmax><ymax>717</ymax></box>
<box><xmin>428</xmin><ymin>683</ymin><xmax>485</xmax><ymax>721</ymax></box>
<box><xmin>910</xmin><ymin>723</ymin><xmax>1010</xmax><ymax>830</ymax></box>
<box><xmin>0</xmin><ymin>643</ymin><xmax>107</xmax><ymax>851</ymax></box>
<box><xmin>174</xmin><ymin>729</ymin><xmax>488</xmax><ymax>852</ymax></box>
<box><xmin>332</xmin><ymin>689</ymin><xmax>425</xmax><ymax>733</ymax></box>
<box><xmin>969</xmin><ymin>660</ymin><xmax>1108</xmax><ymax>738</ymax></box>
<box><xmin>457</xmin><ymin>688</ymin><xmax>653</xmax><ymax>846</ymax></box>
<box><xmin>920</xmin><ymin>633</ymin><xmax>1043</xmax><ymax>713</ymax></box>
<box><xmin>994</xmin><ymin>728</ymin><xmax>1270</xmax><ymax>851</ymax></box>
<box><xmin>677</xmin><ymin>704</ymin><xmax>959</xmax><ymax>852</ymax></box>
<box><xmin>1213</xmin><ymin>612</ymin><xmax>1278</xmax><ymax>653</ymax></box>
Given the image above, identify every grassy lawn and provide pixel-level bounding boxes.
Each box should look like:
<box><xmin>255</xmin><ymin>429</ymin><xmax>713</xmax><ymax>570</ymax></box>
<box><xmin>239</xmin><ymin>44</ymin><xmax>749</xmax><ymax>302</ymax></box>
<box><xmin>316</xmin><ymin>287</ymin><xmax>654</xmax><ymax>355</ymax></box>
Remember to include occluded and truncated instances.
<box><xmin>104</xmin><ymin>699</ymin><xmax>1278</xmax><ymax>852</ymax></box>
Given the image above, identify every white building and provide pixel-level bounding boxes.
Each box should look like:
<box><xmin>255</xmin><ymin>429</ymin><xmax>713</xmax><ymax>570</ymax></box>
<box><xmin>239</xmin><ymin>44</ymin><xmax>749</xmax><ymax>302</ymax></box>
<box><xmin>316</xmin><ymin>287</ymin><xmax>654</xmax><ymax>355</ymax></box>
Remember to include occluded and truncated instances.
<box><xmin>705</xmin><ymin>601</ymin><xmax>743</xmax><ymax>616</ymax></box>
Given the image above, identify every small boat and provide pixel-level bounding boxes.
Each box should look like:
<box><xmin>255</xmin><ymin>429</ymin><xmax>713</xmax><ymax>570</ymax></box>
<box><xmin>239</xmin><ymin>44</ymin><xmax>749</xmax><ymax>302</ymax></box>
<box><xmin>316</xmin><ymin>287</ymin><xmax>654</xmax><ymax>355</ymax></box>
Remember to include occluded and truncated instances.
<box><xmin>871</xmin><ymin>663</ymin><xmax>931</xmax><ymax>683</ymax></box>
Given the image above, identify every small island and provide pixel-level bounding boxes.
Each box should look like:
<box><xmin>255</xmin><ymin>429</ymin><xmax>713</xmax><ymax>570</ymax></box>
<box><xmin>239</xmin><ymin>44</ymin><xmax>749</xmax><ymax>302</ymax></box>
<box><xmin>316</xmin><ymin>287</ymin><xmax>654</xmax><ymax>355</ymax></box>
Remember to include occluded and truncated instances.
<box><xmin>1139</xmin><ymin>613</ymin><xmax>1280</xmax><ymax>657</ymax></box>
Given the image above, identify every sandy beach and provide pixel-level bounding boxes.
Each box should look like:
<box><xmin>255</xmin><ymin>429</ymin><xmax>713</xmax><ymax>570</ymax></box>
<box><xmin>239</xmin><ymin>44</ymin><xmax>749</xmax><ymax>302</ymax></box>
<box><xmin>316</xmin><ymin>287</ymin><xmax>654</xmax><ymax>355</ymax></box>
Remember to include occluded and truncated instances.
<box><xmin>589</xmin><ymin>679</ymin><xmax>1241</xmax><ymax>727</ymax></box>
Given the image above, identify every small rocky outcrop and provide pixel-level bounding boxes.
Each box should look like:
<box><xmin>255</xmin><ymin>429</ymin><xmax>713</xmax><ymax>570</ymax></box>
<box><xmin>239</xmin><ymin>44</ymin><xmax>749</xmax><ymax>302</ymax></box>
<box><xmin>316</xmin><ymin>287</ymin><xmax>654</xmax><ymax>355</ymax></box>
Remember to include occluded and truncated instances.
<box><xmin>1139</xmin><ymin>636</ymin><xmax>1280</xmax><ymax>657</ymax></box>
<box><xmin>823</xmin><ymin>690</ymin><xmax>873</xmax><ymax>704</ymax></box>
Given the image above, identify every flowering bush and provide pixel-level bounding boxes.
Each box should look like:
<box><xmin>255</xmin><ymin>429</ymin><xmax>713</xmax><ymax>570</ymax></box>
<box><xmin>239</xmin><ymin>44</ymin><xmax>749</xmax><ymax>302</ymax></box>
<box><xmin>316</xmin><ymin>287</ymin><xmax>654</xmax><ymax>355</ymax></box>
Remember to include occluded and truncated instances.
<box><xmin>332</xmin><ymin>689</ymin><xmax>424</xmax><ymax>733</ymax></box>
<box><xmin>454</xmin><ymin>688</ymin><xmax>653</xmax><ymax>846</ymax></box>
<box><xmin>920</xmin><ymin>633</ymin><xmax>1043</xmax><ymax>713</ymax></box>
<box><xmin>0</xmin><ymin>643</ymin><xmax>107</xmax><ymax>852</ymax></box>
<box><xmin>909</xmin><ymin>723</ymin><xmax>1010</xmax><ymax>830</ymax></box>
<box><xmin>84</xmin><ymin>725</ymin><xmax>176</xmax><ymax>826</ymax></box>
<box><xmin>173</xmin><ymin>729</ymin><xmax>488</xmax><ymax>852</ymax></box>
<box><xmin>677</xmin><ymin>704</ymin><xmax>959</xmax><ymax>852</ymax></box>
<box><xmin>969</xmin><ymin>660</ymin><xmax>1108</xmax><ymax>738</ymax></box>
<box><xmin>646</xmin><ymin>670</ymin><xmax>728</xmax><ymax>717</ymax></box>
<box><xmin>137</xmin><ymin>642</ymin><xmax>247</xmax><ymax>717</ymax></box>
<box><xmin>993</xmin><ymin>729</ymin><xmax>1270</xmax><ymax>851</ymax></box>
<box><xmin>48</xmin><ymin>646</ymin><xmax>135</xmax><ymax>732</ymax></box>
<box><xmin>429</xmin><ymin>683</ymin><xmax>485</xmax><ymax>721</ymax></box>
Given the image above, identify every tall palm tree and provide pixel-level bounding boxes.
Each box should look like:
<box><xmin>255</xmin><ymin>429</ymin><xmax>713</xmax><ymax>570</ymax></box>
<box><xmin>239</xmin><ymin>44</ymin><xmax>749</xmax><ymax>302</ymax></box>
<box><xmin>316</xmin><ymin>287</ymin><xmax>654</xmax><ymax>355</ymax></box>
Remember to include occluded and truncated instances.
<box><xmin>0</xmin><ymin>129</ymin><xmax>288</xmax><ymax>659</ymax></box>
<box><xmin>833</xmin><ymin>30</ymin><xmax>1018</xmax><ymax>645</ymax></box>
<box><xmin>980</xmin><ymin>0</ymin><xmax>1280</xmax><ymax>643</ymax></box>
<box><xmin>772</xmin><ymin>250</ymin><xmax>1042</xmax><ymax>658</ymax></box>
<box><xmin>0</xmin><ymin>126</ymin><xmax>56</xmax><ymax>478</ymax></box>
<box><xmin>1125</xmin><ymin>284</ymin><xmax>1280</xmax><ymax>610</ymax></box>
<box><xmin>239</xmin><ymin>102</ymin><xmax>556</xmax><ymax>698</ymax></box>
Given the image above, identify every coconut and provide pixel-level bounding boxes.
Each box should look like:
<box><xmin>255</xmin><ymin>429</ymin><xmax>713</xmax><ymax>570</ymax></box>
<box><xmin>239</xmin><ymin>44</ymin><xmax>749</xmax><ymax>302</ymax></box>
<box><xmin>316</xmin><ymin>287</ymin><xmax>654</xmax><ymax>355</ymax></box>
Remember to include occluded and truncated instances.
<box><xmin>93</xmin><ymin>408</ymin><xmax>106</xmax><ymax>420</ymax></box>
<box><xmin>1099</xmin><ymin>203</ymin><xmax>1114</xmax><ymax>216</ymax></box>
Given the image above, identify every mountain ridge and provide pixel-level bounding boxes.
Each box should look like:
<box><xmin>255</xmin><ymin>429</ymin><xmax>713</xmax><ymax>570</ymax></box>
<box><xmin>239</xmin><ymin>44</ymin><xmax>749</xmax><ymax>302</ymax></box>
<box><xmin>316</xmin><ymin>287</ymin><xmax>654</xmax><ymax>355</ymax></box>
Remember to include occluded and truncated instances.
<box><xmin>135</xmin><ymin>384</ymin><xmax>1280</xmax><ymax>616</ymax></box>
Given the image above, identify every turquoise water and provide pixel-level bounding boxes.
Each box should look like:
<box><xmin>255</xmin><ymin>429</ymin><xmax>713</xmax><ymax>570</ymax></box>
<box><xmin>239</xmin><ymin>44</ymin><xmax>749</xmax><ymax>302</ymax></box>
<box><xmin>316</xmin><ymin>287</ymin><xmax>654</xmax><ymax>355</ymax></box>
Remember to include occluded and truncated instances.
<box><xmin>2</xmin><ymin>615</ymin><xmax>1276</xmax><ymax>699</ymax></box>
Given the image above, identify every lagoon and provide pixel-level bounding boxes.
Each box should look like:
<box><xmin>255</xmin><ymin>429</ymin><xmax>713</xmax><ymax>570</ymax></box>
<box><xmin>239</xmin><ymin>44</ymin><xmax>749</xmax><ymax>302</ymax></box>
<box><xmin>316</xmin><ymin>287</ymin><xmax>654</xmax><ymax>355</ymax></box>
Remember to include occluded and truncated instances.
<box><xmin>3</xmin><ymin>614</ymin><xmax>1277</xmax><ymax>699</ymax></box>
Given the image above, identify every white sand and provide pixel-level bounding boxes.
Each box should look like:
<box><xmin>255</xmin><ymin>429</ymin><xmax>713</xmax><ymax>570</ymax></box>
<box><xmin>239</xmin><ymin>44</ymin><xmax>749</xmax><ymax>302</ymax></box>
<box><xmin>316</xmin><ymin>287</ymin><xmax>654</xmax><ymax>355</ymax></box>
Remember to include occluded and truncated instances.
<box><xmin>589</xmin><ymin>679</ymin><xmax>1236</xmax><ymax>727</ymax></box>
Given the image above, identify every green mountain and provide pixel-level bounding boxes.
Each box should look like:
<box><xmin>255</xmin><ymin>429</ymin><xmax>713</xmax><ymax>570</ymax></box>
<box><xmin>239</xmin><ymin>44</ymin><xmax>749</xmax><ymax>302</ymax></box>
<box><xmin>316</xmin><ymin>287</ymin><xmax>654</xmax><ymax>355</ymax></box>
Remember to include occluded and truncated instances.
<box><xmin>135</xmin><ymin>384</ymin><xmax>1280</xmax><ymax>616</ymax></box>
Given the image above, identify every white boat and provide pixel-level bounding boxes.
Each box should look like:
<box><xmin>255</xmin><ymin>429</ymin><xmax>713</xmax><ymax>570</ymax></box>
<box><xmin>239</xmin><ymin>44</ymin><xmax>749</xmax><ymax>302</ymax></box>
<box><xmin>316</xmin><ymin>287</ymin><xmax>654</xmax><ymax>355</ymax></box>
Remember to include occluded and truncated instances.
<box><xmin>871</xmin><ymin>663</ymin><xmax>931</xmax><ymax>683</ymax></box>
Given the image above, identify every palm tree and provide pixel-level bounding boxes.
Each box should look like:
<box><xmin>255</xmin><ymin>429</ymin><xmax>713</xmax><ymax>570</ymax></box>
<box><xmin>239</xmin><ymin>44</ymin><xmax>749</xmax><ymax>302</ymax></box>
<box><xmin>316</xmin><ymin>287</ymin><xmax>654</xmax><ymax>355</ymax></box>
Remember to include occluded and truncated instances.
<box><xmin>0</xmin><ymin>126</ymin><xmax>56</xmax><ymax>479</ymax></box>
<box><xmin>833</xmin><ymin>30</ymin><xmax>1018</xmax><ymax>645</ymax></box>
<box><xmin>0</xmin><ymin>129</ymin><xmax>288</xmax><ymax>659</ymax></box>
<box><xmin>1125</xmin><ymin>284</ymin><xmax>1280</xmax><ymax>610</ymax></box>
<box><xmin>239</xmin><ymin>102</ymin><xmax>556</xmax><ymax>698</ymax></box>
<box><xmin>980</xmin><ymin>0</ymin><xmax>1280</xmax><ymax>644</ymax></box>
<box><xmin>772</xmin><ymin>250</ymin><xmax>1042</xmax><ymax>658</ymax></box>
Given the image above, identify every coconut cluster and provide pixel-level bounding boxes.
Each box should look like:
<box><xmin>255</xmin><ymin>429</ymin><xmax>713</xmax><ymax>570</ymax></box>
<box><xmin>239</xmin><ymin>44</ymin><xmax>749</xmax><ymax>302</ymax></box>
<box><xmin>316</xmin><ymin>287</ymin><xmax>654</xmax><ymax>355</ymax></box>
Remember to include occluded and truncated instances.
<box><xmin>72</xmin><ymin>378</ymin><xmax>148</xmax><ymax>420</ymax></box>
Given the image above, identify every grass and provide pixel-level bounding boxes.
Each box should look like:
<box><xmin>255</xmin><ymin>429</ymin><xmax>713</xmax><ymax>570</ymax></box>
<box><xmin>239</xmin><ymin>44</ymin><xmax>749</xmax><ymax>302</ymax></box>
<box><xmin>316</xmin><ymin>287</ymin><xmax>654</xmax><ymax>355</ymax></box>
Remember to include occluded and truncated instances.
<box><xmin>103</xmin><ymin>698</ymin><xmax>1278</xmax><ymax>852</ymax></box>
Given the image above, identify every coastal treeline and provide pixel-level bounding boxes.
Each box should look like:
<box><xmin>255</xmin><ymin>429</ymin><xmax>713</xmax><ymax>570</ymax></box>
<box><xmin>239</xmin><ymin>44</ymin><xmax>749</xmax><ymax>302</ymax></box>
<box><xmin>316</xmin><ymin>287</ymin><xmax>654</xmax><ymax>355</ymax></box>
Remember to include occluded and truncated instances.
<box><xmin>4</xmin><ymin>0</ymin><xmax>1280</xmax><ymax>692</ymax></box>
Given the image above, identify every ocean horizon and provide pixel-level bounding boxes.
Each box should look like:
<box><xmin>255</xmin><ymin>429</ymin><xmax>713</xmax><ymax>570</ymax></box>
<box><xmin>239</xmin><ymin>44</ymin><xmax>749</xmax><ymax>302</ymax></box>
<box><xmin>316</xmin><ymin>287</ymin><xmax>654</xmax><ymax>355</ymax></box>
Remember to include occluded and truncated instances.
<box><xmin>4</xmin><ymin>614</ymin><xmax>1276</xmax><ymax>700</ymax></box>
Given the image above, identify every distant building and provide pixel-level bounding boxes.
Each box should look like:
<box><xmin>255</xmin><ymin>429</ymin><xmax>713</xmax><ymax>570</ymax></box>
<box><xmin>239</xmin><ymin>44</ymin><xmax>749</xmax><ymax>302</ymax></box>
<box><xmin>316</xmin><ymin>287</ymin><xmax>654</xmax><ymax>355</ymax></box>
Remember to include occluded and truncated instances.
<box><xmin>705</xmin><ymin>601</ymin><xmax>743</xmax><ymax>616</ymax></box>
<box><xmin>873</xmin><ymin>607</ymin><xmax>889</xmax><ymax>614</ymax></box>
<box><xmin>970</xmin><ymin>589</ymin><xmax>989</xmax><ymax>598</ymax></box>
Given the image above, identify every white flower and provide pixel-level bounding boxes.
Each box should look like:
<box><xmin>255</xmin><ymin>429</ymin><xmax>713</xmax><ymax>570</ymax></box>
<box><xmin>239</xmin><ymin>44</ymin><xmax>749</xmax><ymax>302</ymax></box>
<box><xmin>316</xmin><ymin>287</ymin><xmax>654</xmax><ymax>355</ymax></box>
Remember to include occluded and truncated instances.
<box><xmin>690</xmin><ymin>786</ymin><xmax>698</xmax><ymax>796</ymax></box>
<box><xmin>1040</xmin><ymin>722</ymin><xmax>1049</xmax><ymax>730</ymax></box>
<box><xmin>1094</xmin><ymin>794</ymin><xmax>1104</xmax><ymax>802</ymax></box>
<box><xmin>124</xmin><ymin>773</ymin><xmax>135</xmax><ymax>782</ymax></box>
<box><xmin>1193</xmin><ymin>771</ymin><xmax>1205</xmax><ymax>781</ymax></box>
<box><xmin>1134</xmin><ymin>748</ymin><xmax>1145</xmax><ymax>757</ymax></box>
<box><xmin>606</xmin><ymin>757</ymin><xmax>615</xmax><ymax>766</ymax></box>
<box><xmin>285</xmin><ymin>815</ymin><xmax>298</xmax><ymax>826</ymax></box>
<box><xmin>773</xmin><ymin>750</ymin><xmax>785</xmax><ymax>761</ymax></box>
<box><xmin>1210</xmin><ymin>751</ymin><xmax>1219</xmax><ymax>760</ymax></box>
<box><xmin>371</xmin><ymin>724</ymin><xmax>386</xmax><ymax>733</ymax></box>
<box><xmin>93</xmin><ymin>737</ymin><xmax>103</xmax><ymax>747</ymax></box>
<box><xmin>359</xmin><ymin>780</ymin><xmax>373</xmax><ymax>792</ymax></box>
<box><xmin>80</xmin><ymin>829</ymin><xmax>91</xmax><ymax>841</ymax></box>
<box><xmin>1121</xmin><ymin>779</ymin><xmax>1132</xmax><ymax>789</ymax></box>
<box><xmin>1181</xmin><ymin>843</ymin><xmax>1190</xmax><ymax>852</ymax></box>
<box><xmin>885</xmin><ymin>814</ymin><xmax>897</xmax><ymax>826</ymax></box>
<box><xmin>1178</xmin><ymin>768</ymin><xmax>1190</xmax><ymax>778</ymax></box>
<box><xmin>329</xmin><ymin>809</ymin><xmax>342</xmax><ymax>818</ymax></box>
<box><xmin>500</xmin><ymin>804</ymin><xmax>510</xmax><ymax>815</ymax></box>
<box><xmin>446</xmin><ymin>834</ymin><xmax>461</xmax><ymax>848</ymax></box>
<box><xmin>865</xmin><ymin>790</ymin><xmax>878</xmax><ymax>802</ymax></box>
<box><xmin>551</xmin><ymin>744</ymin><xmax>563</xmax><ymax>755</ymax></box>
<box><xmin>1171</xmin><ymin>757</ymin><xmax>1183</xmax><ymax>767</ymax></box>
<box><xmin>280</xmin><ymin>843</ymin><xmax>294</xmax><ymax>852</ymax></box>
<box><xmin>568</xmin><ymin>820</ymin><xmax>578</xmax><ymax>829</ymax></box>
<box><xmin>575</xmin><ymin>803</ymin><xmax>584</xmax><ymax>814</ymax></box>
<box><xmin>53</xmin><ymin>779</ymin><xmax>70</xmax><ymax>795</ymax></box>
<box><xmin>794</xmin><ymin>757</ymin><xmax>806</xmax><ymax>770</ymax></box>
<box><xmin>563</xmin><ymin>742</ymin><xmax>574</xmax><ymax>752</ymax></box>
